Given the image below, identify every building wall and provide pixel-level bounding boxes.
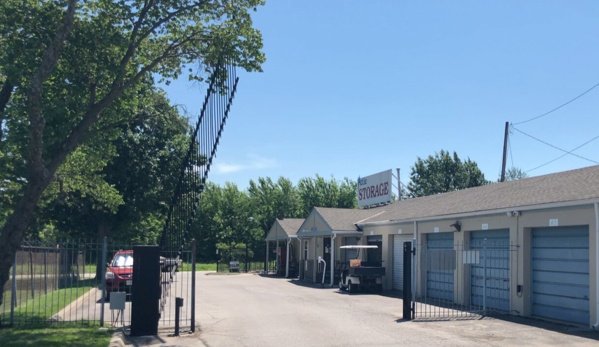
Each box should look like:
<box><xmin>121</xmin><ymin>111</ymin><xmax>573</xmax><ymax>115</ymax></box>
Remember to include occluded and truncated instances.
<box><xmin>363</xmin><ymin>204</ymin><xmax>598</xmax><ymax>325</ymax></box>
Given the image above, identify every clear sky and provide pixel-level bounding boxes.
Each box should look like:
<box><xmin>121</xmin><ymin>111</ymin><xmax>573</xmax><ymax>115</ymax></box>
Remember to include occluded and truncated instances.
<box><xmin>162</xmin><ymin>0</ymin><xmax>599</xmax><ymax>190</ymax></box>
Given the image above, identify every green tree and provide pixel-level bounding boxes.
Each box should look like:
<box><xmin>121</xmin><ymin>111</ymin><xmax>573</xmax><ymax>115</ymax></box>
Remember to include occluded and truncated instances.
<box><xmin>503</xmin><ymin>167</ymin><xmax>529</xmax><ymax>181</ymax></box>
<box><xmin>297</xmin><ymin>175</ymin><xmax>356</xmax><ymax>216</ymax></box>
<box><xmin>0</xmin><ymin>0</ymin><xmax>265</xmax><ymax>303</ymax></box>
<box><xmin>407</xmin><ymin>150</ymin><xmax>488</xmax><ymax>198</ymax></box>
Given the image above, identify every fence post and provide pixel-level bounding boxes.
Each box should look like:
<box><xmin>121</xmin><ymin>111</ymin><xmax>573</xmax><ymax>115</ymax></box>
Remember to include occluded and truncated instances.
<box><xmin>99</xmin><ymin>237</ymin><xmax>108</xmax><ymax>327</ymax></box>
<box><xmin>403</xmin><ymin>241</ymin><xmax>412</xmax><ymax>320</ymax></box>
<box><xmin>191</xmin><ymin>239</ymin><xmax>197</xmax><ymax>332</ymax></box>
<box><xmin>10</xmin><ymin>252</ymin><xmax>17</xmax><ymax>326</ymax></box>
<box><xmin>412</xmin><ymin>239</ymin><xmax>417</xmax><ymax>319</ymax></box>
<box><xmin>483</xmin><ymin>238</ymin><xmax>487</xmax><ymax>316</ymax></box>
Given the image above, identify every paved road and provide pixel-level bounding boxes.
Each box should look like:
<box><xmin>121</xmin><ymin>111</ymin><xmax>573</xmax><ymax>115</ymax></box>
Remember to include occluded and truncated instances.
<box><xmin>182</xmin><ymin>273</ymin><xmax>599</xmax><ymax>347</ymax></box>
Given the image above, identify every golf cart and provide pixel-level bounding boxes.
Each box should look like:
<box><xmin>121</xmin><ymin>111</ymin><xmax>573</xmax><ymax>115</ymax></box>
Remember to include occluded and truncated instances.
<box><xmin>338</xmin><ymin>245</ymin><xmax>385</xmax><ymax>293</ymax></box>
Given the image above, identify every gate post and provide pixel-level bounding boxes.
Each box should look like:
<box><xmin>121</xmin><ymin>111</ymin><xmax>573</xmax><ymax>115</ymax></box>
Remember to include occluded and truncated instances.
<box><xmin>403</xmin><ymin>241</ymin><xmax>412</xmax><ymax>320</ymax></box>
<box><xmin>10</xmin><ymin>252</ymin><xmax>17</xmax><ymax>326</ymax></box>
<box><xmin>191</xmin><ymin>239</ymin><xmax>197</xmax><ymax>332</ymax></box>
<box><xmin>131</xmin><ymin>246</ymin><xmax>161</xmax><ymax>336</ymax></box>
<box><xmin>99</xmin><ymin>237</ymin><xmax>107</xmax><ymax>327</ymax></box>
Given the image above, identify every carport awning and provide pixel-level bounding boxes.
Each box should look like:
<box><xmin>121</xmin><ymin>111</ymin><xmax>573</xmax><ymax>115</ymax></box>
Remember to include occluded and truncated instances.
<box><xmin>298</xmin><ymin>230</ymin><xmax>363</xmax><ymax>238</ymax></box>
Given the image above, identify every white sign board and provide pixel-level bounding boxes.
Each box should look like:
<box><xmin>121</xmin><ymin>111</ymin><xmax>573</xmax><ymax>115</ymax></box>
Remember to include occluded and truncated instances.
<box><xmin>357</xmin><ymin>169</ymin><xmax>393</xmax><ymax>207</ymax></box>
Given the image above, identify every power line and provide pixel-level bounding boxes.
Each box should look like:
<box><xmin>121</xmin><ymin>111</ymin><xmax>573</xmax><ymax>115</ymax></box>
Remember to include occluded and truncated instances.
<box><xmin>513</xmin><ymin>81</ymin><xmax>599</xmax><ymax>125</ymax></box>
<box><xmin>512</xmin><ymin>126</ymin><xmax>599</xmax><ymax>164</ymax></box>
<box><xmin>525</xmin><ymin>134</ymin><xmax>599</xmax><ymax>173</ymax></box>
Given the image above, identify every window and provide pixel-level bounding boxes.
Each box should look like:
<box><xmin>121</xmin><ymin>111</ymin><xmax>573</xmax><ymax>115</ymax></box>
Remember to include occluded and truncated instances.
<box><xmin>112</xmin><ymin>254</ymin><xmax>133</xmax><ymax>267</ymax></box>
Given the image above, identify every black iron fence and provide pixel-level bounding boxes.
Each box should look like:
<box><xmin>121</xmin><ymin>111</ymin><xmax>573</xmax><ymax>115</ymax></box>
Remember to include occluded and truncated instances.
<box><xmin>0</xmin><ymin>238</ymin><xmax>195</xmax><ymax>329</ymax></box>
<box><xmin>411</xmin><ymin>240</ymin><xmax>517</xmax><ymax>320</ymax></box>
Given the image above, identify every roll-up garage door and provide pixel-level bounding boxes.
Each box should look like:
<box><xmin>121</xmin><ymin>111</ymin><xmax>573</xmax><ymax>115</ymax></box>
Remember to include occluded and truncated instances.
<box><xmin>393</xmin><ymin>235</ymin><xmax>414</xmax><ymax>291</ymax></box>
<box><xmin>532</xmin><ymin>226</ymin><xmax>589</xmax><ymax>325</ymax></box>
<box><xmin>470</xmin><ymin>229</ymin><xmax>510</xmax><ymax>312</ymax></box>
<box><xmin>426</xmin><ymin>233</ymin><xmax>454</xmax><ymax>301</ymax></box>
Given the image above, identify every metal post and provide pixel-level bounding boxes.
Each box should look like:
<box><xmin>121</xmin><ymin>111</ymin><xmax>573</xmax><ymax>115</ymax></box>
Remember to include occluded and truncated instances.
<box><xmin>483</xmin><ymin>238</ymin><xmax>487</xmax><ymax>315</ymax></box>
<box><xmin>412</xmin><ymin>239</ymin><xmax>417</xmax><ymax>319</ymax></box>
<box><xmin>403</xmin><ymin>241</ymin><xmax>412</xmax><ymax>320</ymax></box>
<box><xmin>265</xmin><ymin>242</ymin><xmax>269</xmax><ymax>274</ymax></box>
<box><xmin>191</xmin><ymin>239</ymin><xmax>197</xmax><ymax>332</ymax></box>
<box><xmin>10</xmin><ymin>252</ymin><xmax>17</xmax><ymax>326</ymax></box>
<box><xmin>396</xmin><ymin>168</ymin><xmax>401</xmax><ymax>201</ymax></box>
<box><xmin>175</xmin><ymin>297</ymin><xmax>183</xmax><ymax>336</ymax></box>
<box><xmin>245</xmin><ymin>242</ymin><xmax>249</xmax><ymax>273</ymax></box>
<box><xmin>99</xmin><ymin>237</ymin><xmax>108</xmax><ymax>327</ymax></box>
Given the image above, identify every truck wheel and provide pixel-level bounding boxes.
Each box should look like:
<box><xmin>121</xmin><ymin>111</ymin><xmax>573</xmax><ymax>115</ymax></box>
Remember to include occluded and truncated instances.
<box><xmin>348</xmin><ymin>281</ymin><xmax>357</xmax><ymax>293</ymax></box>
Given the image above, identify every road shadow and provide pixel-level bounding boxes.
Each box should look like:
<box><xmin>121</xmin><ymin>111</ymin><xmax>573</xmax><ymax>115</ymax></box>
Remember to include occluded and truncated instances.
<box><xmin>488</xmin><ymin>315</ymin><xmax>599</xmax><ymax>342</ymax></box>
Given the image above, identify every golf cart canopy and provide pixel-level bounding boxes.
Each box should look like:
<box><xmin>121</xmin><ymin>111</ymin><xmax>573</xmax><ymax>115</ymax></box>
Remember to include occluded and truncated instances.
<box><xmin>340</xmin><ymin>245</ymin><xmax>378</xmax><ymax>249</ymax></box>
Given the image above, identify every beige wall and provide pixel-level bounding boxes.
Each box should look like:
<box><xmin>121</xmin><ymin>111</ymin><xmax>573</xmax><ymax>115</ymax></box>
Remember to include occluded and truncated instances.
<box><xmin>363</xmin><ymin>204</ymin><xmax>598</xmax><ymax>325</ymax></box>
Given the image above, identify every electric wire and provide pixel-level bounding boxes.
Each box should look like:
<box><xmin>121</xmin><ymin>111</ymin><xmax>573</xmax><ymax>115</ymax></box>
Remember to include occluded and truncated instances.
<box><xmin>513</xmin><ymin>81</ymin><xmax>599</xmax><ymax>125</ymax></box>
<box><xmin>525</xmin><ymin>134</ymin><xmax>599</xmax><ymax>173</ymax></box>
<box><xmin>512</xmin><ymin>126</ymin><xmax>598</xmax><ymax>164</ymax></box>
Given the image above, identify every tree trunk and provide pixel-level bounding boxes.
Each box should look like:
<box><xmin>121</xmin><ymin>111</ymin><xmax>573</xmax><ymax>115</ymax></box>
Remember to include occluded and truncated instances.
<box><xmin>95</xmin><ymin>220</ymin><xmax>112</xmax><ymax>280</ymax></box>
<box><xmin>0</xmin><ymin>174</ymin><xmax>52</xmax><ymax>305</ymax></box>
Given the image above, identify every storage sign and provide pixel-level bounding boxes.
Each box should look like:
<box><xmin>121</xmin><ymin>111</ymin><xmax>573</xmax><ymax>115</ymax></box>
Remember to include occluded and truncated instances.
<box><xmin>357</xmin><ymin>169</ymin><xmax>393</xmax><ymax>207</ymax></box>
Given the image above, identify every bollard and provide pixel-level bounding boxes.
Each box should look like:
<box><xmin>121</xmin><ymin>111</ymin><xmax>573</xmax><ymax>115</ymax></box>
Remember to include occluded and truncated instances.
<box><xmin>175</xmin><ymin>297</ymin><xmax>184</xmax><ymax>336</ymax></box>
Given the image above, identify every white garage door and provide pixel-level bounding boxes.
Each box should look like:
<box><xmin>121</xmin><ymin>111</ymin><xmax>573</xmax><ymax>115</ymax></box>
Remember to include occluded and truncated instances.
<box><xmin>393</xmin><ymin>235</ymin><xmax>414</xmax><ymax>291</ymax></box>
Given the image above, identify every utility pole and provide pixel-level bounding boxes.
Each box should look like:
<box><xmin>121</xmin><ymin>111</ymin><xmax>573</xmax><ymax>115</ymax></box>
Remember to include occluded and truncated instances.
<box><xmin>396</xmin><ymin>168</ymin><xmax>401</xmax><ymax>201</ymax></box>
<box><xmin>500</xmin><ymin>121</ymin><xmax>509</xmax><ymax>182</ymax></box>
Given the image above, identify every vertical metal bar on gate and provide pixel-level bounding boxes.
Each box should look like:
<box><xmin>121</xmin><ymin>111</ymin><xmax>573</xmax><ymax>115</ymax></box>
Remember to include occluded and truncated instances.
<box><xmin>10</xmin><ymin>252</ymin><xmax>17</xmax><ymax>326</ymax></box>
<box><xmin>191</xmin><ymin>239</ymin><xmax>197</xmax><ymax>332</ymax></box>
<box><xmin>483</xmin><ymin>238</ymin><xmax>487</xmax><ymax>315</ymax></box>
<box><xmin>412</xmin><ymin>239</ymin><xmax>417</xmax><ymax>319</ymax></box>
<box><xmin>100</xmin><ymin>237</ymin><xmax>108</xmax><ymax>327</ymax></box>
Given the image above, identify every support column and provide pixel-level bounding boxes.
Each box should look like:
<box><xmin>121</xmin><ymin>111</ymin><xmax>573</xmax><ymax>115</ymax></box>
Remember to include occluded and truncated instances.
<box><xmin>276</xmin><ymin>240</ymin><xmax>280</xmax><ymax>275</ymax></box>
<box><xmin>286</xmin><ymin>239</ymin><xmax>290</xmax><ymax>278</ymax></box>
<box><xmin>265</xmin><ymin>241</ymin><xmax>269</xmax><ymax>274</ymax></box>
<box><xmin>330</xmin><ymin>235</ymin><xmax>335</xmax><ymax>287</ymax></box>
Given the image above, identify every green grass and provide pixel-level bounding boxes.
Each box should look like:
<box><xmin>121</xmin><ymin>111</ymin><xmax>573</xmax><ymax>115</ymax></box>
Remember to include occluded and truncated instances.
<box><xmin>1</xmin><ymin>284</ymin><xmax>94</xmax><ymax>326</ymax></box>
<box><xmin>0</xmin><ymin>325</ymin><xmax>112</xmax><ymax>347</ymax></box>
<box><xmin>178</xmin><ymin>262</ymin><xmax>216</xmax><ymax>271</ymax></box>
<box><xmin>14</xmin><ymin>264</ymin><xmax>97</xmax><ymax>277</ymax></box>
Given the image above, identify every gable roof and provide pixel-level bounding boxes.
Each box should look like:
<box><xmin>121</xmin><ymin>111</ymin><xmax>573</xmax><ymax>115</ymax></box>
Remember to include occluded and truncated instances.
<box><xmin>313</xmin><ymin>207</ymin><xmax>387</xmax><ymax>231</ymax></box>
<box><xmin>360</xmin><ymin>164</ymin><xmax>599</xmax><ymax>225</ymax></box>
<box><xmin>265</xmin><ymin>218</ymin><xmax>305</xmax><ymax>241</ymax></box>
<box><xmin>277</xmin><ymin>218</ymin><xmax>305</xmax><ymax>236</ymax></box>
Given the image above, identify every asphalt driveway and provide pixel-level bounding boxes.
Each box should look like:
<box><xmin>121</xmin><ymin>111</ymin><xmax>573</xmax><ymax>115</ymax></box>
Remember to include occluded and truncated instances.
<box><xmin>179</xmin><ymin>273</ymin><xmax>599</xmax><ymax>347</ymax></box>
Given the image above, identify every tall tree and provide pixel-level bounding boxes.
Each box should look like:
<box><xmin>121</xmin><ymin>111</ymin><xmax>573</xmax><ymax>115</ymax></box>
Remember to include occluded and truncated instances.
<box><xmin>503</xmin><ymin>167</ymin><xmax>529</xmax><ymax>181</ymax></box>
<box><xmin>407</xmin><ymin>150</ymin><xmax>488</xmax><ymax>198</ymax></box>
<box><xmin>297</xmin><ymin>175</ymin><xmax>356</xmax><ymax>217</ymax></box>
<box><xmin>0</xmin><ymin>0</ymin><xmax>265</xmax><ymax>303</ymax></box>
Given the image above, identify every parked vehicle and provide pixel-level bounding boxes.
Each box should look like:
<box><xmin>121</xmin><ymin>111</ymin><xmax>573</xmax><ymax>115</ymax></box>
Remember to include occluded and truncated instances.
<box><xmin>338</xmin><ymin>245</ymin><xmax>385</xmax><ymax>293</ymax></box>
<box><xmin>105</xmin><ymin>250</ymin><xmax>133</xmax><ymax>300</ymax></box>
<box><xmin>104</xmin><ymin>250</ymin><xmax>181</xmax><ymax>299</ymax></box>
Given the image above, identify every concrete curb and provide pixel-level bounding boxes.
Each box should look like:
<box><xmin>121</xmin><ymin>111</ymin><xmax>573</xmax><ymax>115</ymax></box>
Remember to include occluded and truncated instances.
<box><xmin>108</xmin><ymin>328</ymin><xmax>125</xmax><ymax>347</ymax></box>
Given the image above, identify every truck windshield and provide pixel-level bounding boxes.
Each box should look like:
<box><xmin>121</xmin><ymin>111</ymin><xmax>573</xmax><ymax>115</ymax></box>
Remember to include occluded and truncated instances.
<box><xmin>112</xmin><ymin>254</ymin><xmax>133</xmax><ymax>267</ymax></box>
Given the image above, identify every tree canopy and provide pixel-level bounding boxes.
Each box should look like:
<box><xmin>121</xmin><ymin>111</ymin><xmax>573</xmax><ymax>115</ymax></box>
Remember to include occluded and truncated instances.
<box><xmin>0</xmin><ymin>0</ymin><xmax>266</xmax><ymax>304</ymax></box>
<box><xmin>407</xmin><ymin>150</ymin><xmax>489</xmax><ymax>198</ymax></box>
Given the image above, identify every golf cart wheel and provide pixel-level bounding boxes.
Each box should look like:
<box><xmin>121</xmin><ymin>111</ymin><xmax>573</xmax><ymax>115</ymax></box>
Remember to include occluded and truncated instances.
<box><xmin>339</xmin><ymin>281</ymin><xmax>346</xmax><ymax>291</ymax></box>
<box><xmin>348</xmin><ymin>281</ymin><xmax>357</xmax><ymax>293</ymax></box>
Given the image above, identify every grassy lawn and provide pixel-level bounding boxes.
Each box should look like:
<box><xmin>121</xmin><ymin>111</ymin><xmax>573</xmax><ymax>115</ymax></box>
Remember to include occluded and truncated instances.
<box><xmin>0</xmin><ymin>325</ymin><xmax>112</xmax><ymax>347</ymax></box>
<box><xmin>179</xmin><ymin>262</ymin><xmax>216</xmax><ymax>271</ymax></box>
<box><xmin>14</xmin><ymin>264</ymin><xmax>97</xmax><ymax>277</ymax></box>
<box><xmin>1</xmin><ymin>283</ymin><xmax>94</xmax><ymax>326</ymax></box>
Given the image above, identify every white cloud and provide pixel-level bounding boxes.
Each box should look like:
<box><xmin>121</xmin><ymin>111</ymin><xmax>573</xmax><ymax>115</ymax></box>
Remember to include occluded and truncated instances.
<box><xmin>214</xmin><ymin>154</ymin><xmax>277</xmax><ymax>174</ymax></box>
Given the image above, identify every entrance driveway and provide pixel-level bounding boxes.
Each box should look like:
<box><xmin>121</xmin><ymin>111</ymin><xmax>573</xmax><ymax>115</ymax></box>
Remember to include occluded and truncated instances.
<box><xmin>180</xmin><ymin>274</ymin><xmax>599</xmax><ymax>347</ymax></box>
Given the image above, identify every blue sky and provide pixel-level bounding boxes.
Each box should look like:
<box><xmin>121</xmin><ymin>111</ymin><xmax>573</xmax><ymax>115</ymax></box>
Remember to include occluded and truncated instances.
<box><xmin>162</xmin><ymin>0</ymin><xmax>599</xmax><ymax>190</ymax></box>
